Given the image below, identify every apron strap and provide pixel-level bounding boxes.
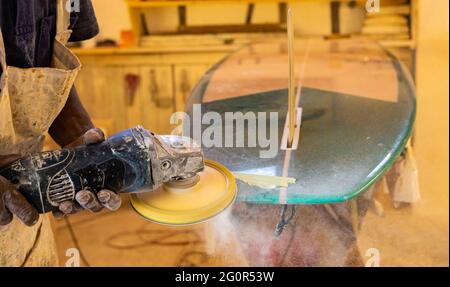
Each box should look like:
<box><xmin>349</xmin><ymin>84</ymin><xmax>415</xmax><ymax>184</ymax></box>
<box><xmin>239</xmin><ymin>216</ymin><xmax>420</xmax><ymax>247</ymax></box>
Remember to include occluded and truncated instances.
<box><xmin>0</xmin><ymin>29</ymin><xmax>7</xmax><ymax>72</ymax></box>
<box><xmin>56</xmin><ymin>0</ymin><xmax>72</xmax><ymax>43</ymax></box>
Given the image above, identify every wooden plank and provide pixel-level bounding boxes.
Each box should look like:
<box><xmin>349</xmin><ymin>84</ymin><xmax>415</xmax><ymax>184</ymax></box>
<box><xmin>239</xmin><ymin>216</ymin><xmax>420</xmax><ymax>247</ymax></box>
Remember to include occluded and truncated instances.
<box><xmin>123</xmin><ymin>66</ymin><xmax>145</xmax><ymax>129</ymax></box>
<box><xmin>176</xmin><ymin>24</ymin><xmax>286</xmax><ymax>34</ymax></box>
<box><xmin>75</xmin><ymin>66</ymin><xmax>127</xmax><ymax>133</ymax></box>
<box><xmin>174</xmin><ymin>64</ymin><xmax>211</xmax><ymax>112</ymax></box>
<box><xmin>287</xmin><ymin>8</ymin><xmax>296</xmax><ymax>147</ymax></box>
<box><xmin>127</xmin><ymin>0</ymin><xmax>372</xmax><ymax>8</ymax></box>
<box><xmin>72</xmin><ymin>46</ymin><xmax>238</xmax><ymax>56</ymax></box>
<box><xmin>141</xmin><ymin>65</ymin><xmax>175</xmax><ymax>134</ymax></box>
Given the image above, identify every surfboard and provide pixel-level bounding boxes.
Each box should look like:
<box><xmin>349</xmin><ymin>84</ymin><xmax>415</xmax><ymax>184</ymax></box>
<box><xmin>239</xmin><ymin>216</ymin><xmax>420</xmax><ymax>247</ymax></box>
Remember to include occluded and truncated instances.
<box><xmin>185</xmin><ymin>38</ymin><xmax>416</xmax><ymax>205</ymax></box>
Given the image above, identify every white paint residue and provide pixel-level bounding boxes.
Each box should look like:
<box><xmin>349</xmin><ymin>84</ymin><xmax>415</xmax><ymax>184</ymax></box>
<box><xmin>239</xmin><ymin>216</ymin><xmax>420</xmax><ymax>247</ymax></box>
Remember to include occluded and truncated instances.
<box><xmin>233</xmin><ymin>172</ymin><xmax>296</xmax><ymax>189</ymax></box>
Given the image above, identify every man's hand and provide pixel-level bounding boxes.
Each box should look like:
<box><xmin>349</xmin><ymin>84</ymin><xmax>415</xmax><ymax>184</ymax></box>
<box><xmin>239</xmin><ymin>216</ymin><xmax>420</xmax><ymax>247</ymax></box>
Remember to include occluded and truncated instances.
<box><xmin>0</xmin><ymin>155</ymin><xmax>39</xmax><ymax>226</ymax></box>
<box><xmin>52</xmin><ymin>128</ymin><xmax>122</xmax><ymax>219</ymax></box>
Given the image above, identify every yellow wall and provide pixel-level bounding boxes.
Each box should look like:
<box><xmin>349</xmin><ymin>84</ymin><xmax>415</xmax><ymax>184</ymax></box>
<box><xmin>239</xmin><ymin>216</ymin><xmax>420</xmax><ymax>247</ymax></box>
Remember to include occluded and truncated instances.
<box><xmin>91</xmin><ymin>0</ymin><xmax>131</xmax><ymax>41</ymax></box>
<box><xmin>415</xmin><ymin>0</ymin><xmax>449</xmax><ymax>208</ymax></box>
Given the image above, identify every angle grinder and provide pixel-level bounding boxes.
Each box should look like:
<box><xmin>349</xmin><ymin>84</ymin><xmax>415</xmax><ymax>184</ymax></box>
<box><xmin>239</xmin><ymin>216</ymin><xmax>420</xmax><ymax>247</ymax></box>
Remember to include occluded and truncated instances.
<box><xmin>0</xmin><ymin>126</ymin><xmax>236</xmax><ymax>225</ymax></box>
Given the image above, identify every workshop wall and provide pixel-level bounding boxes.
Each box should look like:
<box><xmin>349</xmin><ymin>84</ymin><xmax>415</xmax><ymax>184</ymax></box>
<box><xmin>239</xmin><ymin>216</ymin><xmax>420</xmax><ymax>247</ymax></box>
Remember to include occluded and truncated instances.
<box><xmin>415</xmin><ymin>0</ymin><xmax>449</xmax><ymax>212</ymax></box>
<box><xmin>89</xmin><ymin>0</ymin><xmax>365</xmax><ymax>44</ymax></box>
<box><xmin>91</xmin><ymin>0</ymin><xmax>131</xmax><ymax>42</ymax></box>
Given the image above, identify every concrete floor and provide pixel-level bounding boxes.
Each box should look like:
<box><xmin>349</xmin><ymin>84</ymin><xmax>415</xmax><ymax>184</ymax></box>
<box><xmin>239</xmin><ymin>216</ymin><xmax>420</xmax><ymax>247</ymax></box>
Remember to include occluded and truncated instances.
<box><xmin>52</xmin><ymin>196</ymin><xmax>249</xmax><ymax>267</ymax></box>
<box><xmin>52</xmin><ymin>171</ymin><xmax>448</xmax><ymax>267</ymax></box>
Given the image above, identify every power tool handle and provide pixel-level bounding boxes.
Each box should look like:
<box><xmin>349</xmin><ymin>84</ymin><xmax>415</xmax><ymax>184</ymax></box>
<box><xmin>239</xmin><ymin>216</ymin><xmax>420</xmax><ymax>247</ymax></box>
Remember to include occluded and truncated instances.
<box><xmin>0</xmin><ymin>127</ymin><xmax>154</xmax><ymax>213</ymax></box>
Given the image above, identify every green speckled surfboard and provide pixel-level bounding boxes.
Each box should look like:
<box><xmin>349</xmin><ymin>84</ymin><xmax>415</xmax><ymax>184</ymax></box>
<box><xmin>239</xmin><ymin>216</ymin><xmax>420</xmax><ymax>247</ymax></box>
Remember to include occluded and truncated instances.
<box><xmin>185</xmin><ymin>38</ymin><xmax>416</xmax><ymax>205</ymax></box>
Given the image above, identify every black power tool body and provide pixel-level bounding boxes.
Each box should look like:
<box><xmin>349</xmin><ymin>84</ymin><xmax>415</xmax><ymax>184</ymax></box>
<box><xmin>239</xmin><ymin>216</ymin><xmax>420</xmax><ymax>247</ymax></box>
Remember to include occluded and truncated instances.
<box><xmin>0</xmin><ymin>126</ymin><xmax>204</xmax><ymax>213</ymax></box>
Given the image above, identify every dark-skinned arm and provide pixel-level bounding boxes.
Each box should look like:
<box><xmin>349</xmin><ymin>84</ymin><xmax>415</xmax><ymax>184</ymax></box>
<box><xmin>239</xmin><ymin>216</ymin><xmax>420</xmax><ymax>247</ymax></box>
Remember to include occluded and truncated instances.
<box><xmin>48</xmin><ymin>86</ymin><xmax>95</xmax><ymax>147</ymax></box>
<box><xmin>1</xmin><ymin>86</ymin><xmax>121</xmax><ymax>226</ymax></box>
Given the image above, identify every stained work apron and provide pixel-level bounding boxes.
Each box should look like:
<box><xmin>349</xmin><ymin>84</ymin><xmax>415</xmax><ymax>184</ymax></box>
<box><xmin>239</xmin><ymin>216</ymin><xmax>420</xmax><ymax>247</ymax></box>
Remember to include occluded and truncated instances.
<box><xmin>0</xmin><ymin>0</ymin><xmax>81</xmax><ymax>266</ymax></box>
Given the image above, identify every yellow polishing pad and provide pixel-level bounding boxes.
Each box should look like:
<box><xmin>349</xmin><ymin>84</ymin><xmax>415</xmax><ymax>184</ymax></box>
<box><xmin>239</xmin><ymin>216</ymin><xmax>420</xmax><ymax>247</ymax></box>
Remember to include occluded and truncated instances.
<box><xmin>130</xmin><ymin>160</ymin><xmax>236</xmax><ymax>225</ymax></box>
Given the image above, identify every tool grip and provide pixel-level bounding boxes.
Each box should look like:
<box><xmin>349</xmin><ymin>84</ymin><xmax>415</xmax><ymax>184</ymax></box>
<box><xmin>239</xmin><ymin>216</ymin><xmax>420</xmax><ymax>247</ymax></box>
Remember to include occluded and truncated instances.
<box><xmin>0</xmin><ymin>127</ymin><xmax>153</xmax><ymax>213</ymax></box>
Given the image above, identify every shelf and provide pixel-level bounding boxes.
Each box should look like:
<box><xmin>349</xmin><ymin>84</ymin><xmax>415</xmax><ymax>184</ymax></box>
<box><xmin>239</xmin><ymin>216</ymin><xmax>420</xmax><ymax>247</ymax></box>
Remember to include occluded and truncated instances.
<box><xmin>71</xmin><ymin>45</ymin><xmax>239</xmax><ymax>56</ymax></box>
<box><xmin>379</xmin><ymin>40</ymin><xmax>415</xmax><ymax>49</ymax></box>
<box><xmin>126</xmin><ymin>0</ymin><xmax>370</xmax><ymax>8</ymax></box>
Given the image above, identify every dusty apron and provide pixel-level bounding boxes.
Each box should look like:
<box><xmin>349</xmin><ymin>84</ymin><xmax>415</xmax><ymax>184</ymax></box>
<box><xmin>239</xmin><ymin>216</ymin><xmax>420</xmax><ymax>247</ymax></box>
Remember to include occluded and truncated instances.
<box><xmin>0</xmin><ymin>0</ymin><xmax>81</xmax><ymax>266</ymax></box>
